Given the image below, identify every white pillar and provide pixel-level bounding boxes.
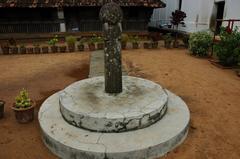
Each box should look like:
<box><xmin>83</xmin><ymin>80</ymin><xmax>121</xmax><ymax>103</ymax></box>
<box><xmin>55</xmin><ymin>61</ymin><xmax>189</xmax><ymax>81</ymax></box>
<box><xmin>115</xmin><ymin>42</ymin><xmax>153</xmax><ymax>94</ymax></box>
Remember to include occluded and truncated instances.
<box><xmin>58</xmin><ymin>9</ymin><xmax>66</xmax><ymax>32</ymax></box>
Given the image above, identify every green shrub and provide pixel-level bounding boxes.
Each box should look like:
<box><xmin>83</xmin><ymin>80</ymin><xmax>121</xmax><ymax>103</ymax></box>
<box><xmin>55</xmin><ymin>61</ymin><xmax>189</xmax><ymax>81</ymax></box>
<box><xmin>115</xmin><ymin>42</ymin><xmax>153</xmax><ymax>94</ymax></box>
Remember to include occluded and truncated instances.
<box><xmin>121</xmin><ymin>34</ymin><xmax>129</xmax><ymax>43</ymax></box>
<box><xmin>15</xmin><ymin>89</ymin><xmax>31</xmax><ymax>109</ymax></box>
<box><xmin>189</xmin><ymin>31</ymin><xmax>212</xmax><ymax>56</ymax></box>
<box><xmin>214</xmin><ymin>27</ymin><xmax>240</xmax><ymax>66</ymax></box>
<box><xmin>48</xmin><ymin>35</ymin><xmax>58</xmax><ymax>46</ymax></box>
<box><xmin>66</xmin><ymin>36</ymin><xmax>77</xmax><ymax>45</ymax></box>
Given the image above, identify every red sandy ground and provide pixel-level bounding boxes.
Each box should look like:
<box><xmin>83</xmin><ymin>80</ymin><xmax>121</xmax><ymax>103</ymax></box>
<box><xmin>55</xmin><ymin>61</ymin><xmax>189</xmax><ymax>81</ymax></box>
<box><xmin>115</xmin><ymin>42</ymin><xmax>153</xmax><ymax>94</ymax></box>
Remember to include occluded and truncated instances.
<box><xmin>0</xmin><ymin>49</ymin><xmax>240</xmax><ymax>159</ymax></box>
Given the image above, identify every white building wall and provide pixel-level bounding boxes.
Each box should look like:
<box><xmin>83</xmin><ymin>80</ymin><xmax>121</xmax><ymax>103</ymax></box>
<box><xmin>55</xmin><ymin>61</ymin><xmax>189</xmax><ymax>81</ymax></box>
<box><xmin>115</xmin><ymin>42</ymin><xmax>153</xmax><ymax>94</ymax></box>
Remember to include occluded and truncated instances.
<box><xmin>151</xmin><ymin>0</ymin><xmax>240</xmax><ymax>33</ymax></box>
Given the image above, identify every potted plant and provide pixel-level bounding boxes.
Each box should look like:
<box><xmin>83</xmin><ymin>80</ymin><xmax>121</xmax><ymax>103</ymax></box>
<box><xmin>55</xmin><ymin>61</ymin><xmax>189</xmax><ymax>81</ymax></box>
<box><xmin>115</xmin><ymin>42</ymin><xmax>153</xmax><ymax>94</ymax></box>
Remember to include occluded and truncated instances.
<box><xmin>1</xmin><ymin>43</ymin><xmax>10</xmax><ymax>55</ymax></box>
<box><xmin>19</xmin><ymin>44</ymin><xmax>26</xmax><ymax>54</ymax></box>
<box><xmin>189</xmin><ymin>31</ymin><xmax>212</xmax><ymax>57</ymax></box>
<box><xmin>121</xmin><ymin>34</ymin><xmax>129</xmax><ymax>49</ymax></box>
<box><xmin>33</xmin><ymin>43</ymin><xmax>41</xmax><ymax>54</ymax></box>
<box><xmin>11</xmin><ymin>45</ymin><xmax>18</xmax><ymax>54</ymax></box>
<box><xmin>143</xmin><ymin>42</ymin><xmax>151</xmax><ymax>49</ymax></box>
<box><xmin>12</xmin><ymin>89</ymin><xmax>35</xmax><ymax>123</ymax></box>
<box><xmin>96</xmin><ymin>36</ymin><xmax>104</xmax><ymax>50</ymax></box>
<box><xmin>131</xmin><ymin>36</ymin><xmax>140</xmax><ymax>49</ymax></box>
<box><xmin>163</xmin><ymin>33</ymin><xmax>173</xmax><ymax>49</ymax></box>
<box><xmin>151</xmin><ymin>40</ymin><xmax>158</xmax><ymax>49</ymax></box>
<box><xmin>87</xmin><ymin>37</ymin><xmax>96</xmax><ymax>51</ymax></box>
<box><xmin>170</xmin><ymin>10</ymin><xmax>187</xmax><ymax>48</ymax></box>
<box><xmin>77</xmin><ymin>38</ymin><xmax>85</xmax><ymax>51</ymax></box>
<box><xmin>27</xmin><ymin>47</ymin><xmax>34</xmax><ymax>54</ymax></box>
<box><xmin>0</xmin><ymin>100</ymin><xmax>5</xmax><ymax>119</ymax></box>
<box><xmin>66</xmin><ymin>35</ymin><xmax>76</xmax><ymax>52</ymax></box>
<box><xmin>59</xmin><ymin>45</ymin><xmax>67</xmax><ymax>53</ymax></box>
<box><xmin>48</xmin><ymin>35</ymin><xmax>59</xmax><ymax>53</ymax></box>
<box><xmin>42</xmin><ymin>46</ymin><xmax>49</xmax><ymax>54</ymax></box>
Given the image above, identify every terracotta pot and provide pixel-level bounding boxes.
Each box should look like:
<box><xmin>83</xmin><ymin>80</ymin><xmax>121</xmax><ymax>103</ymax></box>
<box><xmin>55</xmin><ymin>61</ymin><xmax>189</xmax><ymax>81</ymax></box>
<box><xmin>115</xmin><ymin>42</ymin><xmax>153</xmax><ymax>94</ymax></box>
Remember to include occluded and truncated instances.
<box><xmin>132</xmin><ymin>42</ymin><xmax>139</xmax><ymax>49</ymax></box>
<box><xmin>0</xmin><ymin>100</ymin><xmax>5</xmax><ymax>119</ymax></box>
<box><xmin>97</xmin><ymin>43</ymin><xmax>104</xmax><ymax>50</ymax></box>
<box><xmin>151</xmin><ymin>42</ymin><xmax>158</xmax><ymax>49</ymax></box>
<box><xmin>143</xmin><ymin>42</ymin><xmax>151</xmax><ymax>49</ymax></box>
<box><xmin>19</xmin><ymin>47</ymin><xmax>27</xmax><ymax>54</ymax></box>
<box><xmin>164</xmin><ymin>41</ymin><xmax>172</xmax><ymax>49</ymax></box>
<box><xmin>88</xmin><ymin>43</ymin><xmax>96</xmax><ymax>51</ymax></box>
<box><xmin>59</xmin><ymin>46</ymin><xmax>67</xmax><ymax>53</ymax></box>
<box><xmin>1</xmin><ymin>46</ymin><xmax>10</xmax><ymax>55</ymax></box>
<box><xmin>77</xmin><ymin>44</ymin><xmax>84</xmax><ymax>51</ymax></box>
<box><xmin>68</xmin><ymin>44</ymin><xmax>75</xmax><ymax>52</ymax></box>
<box><xmin>121</xmin><ymin>42</ymin><xmax>127</xmax><ymax>50</ymax></box>
<box><xmin>11</xmin><ymin>46</ymin><xmax>18</xmax><ymax>54</ymax></box>
<box><xmin>173</xmin><ymin>40</ymin><xmax>179</xmax><ymax>48</ymax></box>
<box><xmin>12</xmin><ymin>102</ymin><xmax>35</xmax><ymax>123</ymax></box>
<box><xmin>34</xmin><ymin>47</ymin><xmax>41</xmax><ymax>54</ymax></box>
<box><xmin>27</xmin><ymin>47</ymin><xmax>34</xmax><ymax>54</ymax></box>
<box><xmin>51</xmin><ymin>46</ymin><xmax>58</xmax><ymax>53</ymax></box>
<box><xmin>42</xmin><ymin>46</ymin><xmax>49</xmax><ymax>54</ymax></box>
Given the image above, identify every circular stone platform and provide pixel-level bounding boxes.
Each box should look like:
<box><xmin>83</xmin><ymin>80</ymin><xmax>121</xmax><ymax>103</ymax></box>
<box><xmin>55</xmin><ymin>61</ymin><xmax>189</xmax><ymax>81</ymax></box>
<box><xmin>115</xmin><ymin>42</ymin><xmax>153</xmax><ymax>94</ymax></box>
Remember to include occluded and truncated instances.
<box><xmin>39</xmin><ymin>89</ymin><xmax>190</xmax><ymax>159</ymax></box>
<box><xmin>59</xmin><ymin>76</ymin><xmax>168</xmax><ymax>132</ymax></box>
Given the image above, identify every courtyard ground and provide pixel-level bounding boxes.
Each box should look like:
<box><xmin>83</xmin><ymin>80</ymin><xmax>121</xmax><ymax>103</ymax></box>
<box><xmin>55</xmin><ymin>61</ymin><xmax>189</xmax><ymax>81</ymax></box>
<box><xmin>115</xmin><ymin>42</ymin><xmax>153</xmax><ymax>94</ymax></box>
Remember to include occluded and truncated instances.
<box><xmin>0</xmin><ymin>49</ymin><xmax>239</xmax><ymax>159</ymax></box>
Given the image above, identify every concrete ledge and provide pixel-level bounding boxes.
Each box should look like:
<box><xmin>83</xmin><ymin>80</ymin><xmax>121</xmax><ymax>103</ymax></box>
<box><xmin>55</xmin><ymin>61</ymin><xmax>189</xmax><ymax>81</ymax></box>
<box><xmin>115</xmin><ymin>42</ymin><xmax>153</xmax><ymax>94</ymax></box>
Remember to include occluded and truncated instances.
<box><xmin>39</xmin><ymin>89</ymin><xmax>190</xmax><ymax>159</ymax></box>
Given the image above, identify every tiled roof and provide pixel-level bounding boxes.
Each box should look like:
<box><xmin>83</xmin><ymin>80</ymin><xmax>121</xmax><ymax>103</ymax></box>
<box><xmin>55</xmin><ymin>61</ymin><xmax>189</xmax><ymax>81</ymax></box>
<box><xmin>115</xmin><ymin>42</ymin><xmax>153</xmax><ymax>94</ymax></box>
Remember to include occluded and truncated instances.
<box><xmin>0</xmin><ymin>0</ymin><xmax>166</xmax><ymax>8</ymax></box>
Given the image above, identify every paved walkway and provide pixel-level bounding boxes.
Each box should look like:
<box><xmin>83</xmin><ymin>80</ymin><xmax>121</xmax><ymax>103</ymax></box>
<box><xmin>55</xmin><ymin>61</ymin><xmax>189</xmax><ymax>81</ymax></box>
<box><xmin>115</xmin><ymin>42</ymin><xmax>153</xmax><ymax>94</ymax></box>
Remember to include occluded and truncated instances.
<box><xmin>89</xmin><ymin>50</ymin><xmax>127</xmax><ymax>77</ymax></box>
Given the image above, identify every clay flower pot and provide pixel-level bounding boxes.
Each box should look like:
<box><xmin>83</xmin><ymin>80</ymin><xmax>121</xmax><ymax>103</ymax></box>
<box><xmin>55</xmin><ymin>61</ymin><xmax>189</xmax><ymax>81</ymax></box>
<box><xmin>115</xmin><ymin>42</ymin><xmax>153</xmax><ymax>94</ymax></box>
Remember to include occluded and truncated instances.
<box><xmin>88</xmin><ymin>43</ymin><xmax>96</xmax><ymax>51</ymax></box>
<box><xmin>121</xmin><ymin>42</ymin><xmax>127</xmax><ymax>50</ymax></box>
<box><xmin>34</xmin><ymin>47</ymin><xmax>41</xmax><ymax>54</ymax></box>
<box><xmin>68</xmin><ymin>44</ymin><xmax>75</xmax><ymax>52</ymax></box>
<box><xmin>0</xmin><ymin>100</ymin><xmax>5</xmax><ymax>119</ymax></box>
<box><xmin>11</xmin><ymin>46</ymin><xmax>18</xmax><ymax>54</ymax></box>
<box><xmin>143</xmin><ymin>42</ymin><xmax>151</xmax><ymax>49</ymax></box>
<box><xmin>12</xmin><ymin>101</ymin><xmax>35</xmax><ymax>123</ymax></box>
<box><xmin>19</xmin><ymin>47</ymin><xmax>27</xmax><ymax>54</ymax></box>
<box><xmin>132</xmin><ymin>42</ymin><xmax>139</xmax><ymax>49</ymax></box>
<box><xmin>51</xmin><ymin>46</ymin><xmax>58</xmax><ymax>53</ymax></box>
<box><xmin>151</xmin><ymin>41</ymin><xmax>158</xmax><ymax>49</ymax></box>
<box><xmin>1</xmin><ymin>46</ymin><xmax>10</xmax><ymax>55</ymax></box>
<box><xmin>77</xmin><ymin>44</ymin><xmax>84</xmax><ymax>51</ymax></box>
<box><xmin>59</xmin><ymin>45</ymin><xmax>67</xmax><ymax>53</ymax></box>
<box><xmin>164</xmin><ymin>41</ymin><xmax>172</xmax><ymax>49</ymax></box>
<box><xmin>27</xmin><ymin>47</ymin><xmax>34</xmax><ymax>54</ymax></box>
<box><xmin>97</xmin><ymin>43</ymin><xmax>104</xmax><ymax>50</ymax></box>
<box><xmin>42</xmin><ymin>46</ymin><xmax>49</xmax><ymax>54</ymax></box>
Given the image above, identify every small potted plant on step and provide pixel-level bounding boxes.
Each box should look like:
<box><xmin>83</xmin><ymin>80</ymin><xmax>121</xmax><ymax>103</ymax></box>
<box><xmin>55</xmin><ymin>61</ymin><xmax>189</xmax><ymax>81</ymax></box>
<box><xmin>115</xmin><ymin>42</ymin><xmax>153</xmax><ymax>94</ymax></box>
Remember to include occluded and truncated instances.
<box><xmin>33</xmin><ymin>43</ymin><xmax>41</xmax><ymax>54</ymax></box>
<box><xmin>48</xmin><ymin>35</ymin><xmax>59</xmax><ymax>53</ymax></box>
<box><xmin>121</xmin><ymin>34</ymin><xmax>129</xmax><ymax>49</ymax></box>
<box><xmin>66</xmin><ymin>35</ymin><xmax>76</xmax><ymax>52</ymax></box>
<box><xmin>27</xmin><ymin>46</ymin><xmax>34</xmax><ymax>54</ymax></box>
<box><xmin>12</xmin><ymin>89</ymin><xmax>35</xmax><ymax>123</ymax></box>
<box><xmin>59</xmin><ymin>45</ymin><xmax>67</xmax><ymax>53</ymax></box>
<box><xmin>87</xmin><ymin>37</ymin><xmax>96</xmax><ymax>51</ymax></box>
<box><xmin>77</xmin><ymin>38</ymin><xmax>85</xmax><ymax>51</ymax></box>
<box><xmin>42</xmin><ymin>45</ymin><xmax>49</xmax><ymax>54</ymax></box>
<box><xmin>1</xmin><ymin>43</ymin><xmax>10</xmax><ymax>55</ymax></box>
<box><xmin>143</xmin><ymin>41</ymin><xmax>151</xmax><ymax>49</ymax></box>
<box><xmin>11</xmin><ymin>44</ymin><xmax>18</xmax><ymax>54</ymax></box>
<box><xmin>151</xmin><ymin>40</ymin><xmax>158</xmax><ymax>49</ymax></box>
<box><xmin>19</xmin><ymin>44</ymin><xmax>27</xmax><ymax>54</ymax></box>
<box><xmin>96</xmin><ymin>36</ymin><xmax>104</xmax><ymax>50</ymax></box>
<box><xmin>0</xmin><ymin>100</ymin><xmax>5</xmax><ymax>119</ymax></box>
<box><xmin>163</xmin><ymin>33</ymin><xmax>173</xmax><ymax>49</ymax></box>
<box><xmin>131</xmin><ymin>36</ymin><xmax>140</xmax><ymax>49</ymax></box>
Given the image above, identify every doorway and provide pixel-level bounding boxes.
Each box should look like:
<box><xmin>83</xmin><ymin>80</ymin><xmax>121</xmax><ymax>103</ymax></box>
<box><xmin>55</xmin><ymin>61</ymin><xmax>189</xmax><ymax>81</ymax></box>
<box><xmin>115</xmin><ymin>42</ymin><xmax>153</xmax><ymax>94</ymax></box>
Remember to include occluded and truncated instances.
<box><xmin>215</xmin><ymin>1</ymin><xmax>225</xmax><ymax>34</ymax></box>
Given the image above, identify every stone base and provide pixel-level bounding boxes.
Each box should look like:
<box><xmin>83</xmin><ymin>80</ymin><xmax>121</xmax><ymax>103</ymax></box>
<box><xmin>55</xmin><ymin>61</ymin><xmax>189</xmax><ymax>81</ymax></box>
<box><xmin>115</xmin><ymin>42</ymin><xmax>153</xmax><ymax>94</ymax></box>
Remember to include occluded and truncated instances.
<box><xmin>59</xmin><ymin>76</ymin><xmax>168</xmax><ymax>132</ymax></box>
<box><xmin>39</xmin><ymin>89</ymin><xmax>190</xmax><ymax>159</ymax></box>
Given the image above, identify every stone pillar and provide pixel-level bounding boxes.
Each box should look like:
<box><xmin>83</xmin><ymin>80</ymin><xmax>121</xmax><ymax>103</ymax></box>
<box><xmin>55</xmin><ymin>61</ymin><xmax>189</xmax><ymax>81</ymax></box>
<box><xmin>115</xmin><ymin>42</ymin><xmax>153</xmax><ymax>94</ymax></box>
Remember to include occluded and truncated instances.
<box><xmin>57</xmin><ymin>9</ymin><xmax>66</xmax><ymax>32</ymax></box>
<box><xmin>99</xmin><ymin>2</ymin><xmax>123</xmax><ymax>94</ymax></box>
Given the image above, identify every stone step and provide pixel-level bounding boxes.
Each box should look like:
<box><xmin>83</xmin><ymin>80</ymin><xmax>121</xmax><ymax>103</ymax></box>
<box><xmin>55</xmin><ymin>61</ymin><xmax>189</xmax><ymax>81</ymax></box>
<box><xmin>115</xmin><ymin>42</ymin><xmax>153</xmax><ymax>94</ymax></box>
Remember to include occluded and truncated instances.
<box><xmin>39</xmin><ymin>90</ymin><xmax>190</xmax><ymax>159</ymax></box>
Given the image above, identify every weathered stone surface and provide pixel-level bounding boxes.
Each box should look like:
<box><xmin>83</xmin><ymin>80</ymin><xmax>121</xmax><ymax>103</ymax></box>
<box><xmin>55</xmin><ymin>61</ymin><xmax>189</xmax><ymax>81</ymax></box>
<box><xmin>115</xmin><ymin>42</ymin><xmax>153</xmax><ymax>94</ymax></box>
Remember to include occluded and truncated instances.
<box><xmin>59</xmin><ymin>76</ymin><xmax>168</xmax><ymax>132</ymax></box>
<box><xmin>39</xmin><ymin>89</ymin><xmax>190</xmax><ymax>159</ymax></box>
<box><xmin>100</xmin><ymin>2</ymin><xmax>123</xmax><ymax>94</ymax></box>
